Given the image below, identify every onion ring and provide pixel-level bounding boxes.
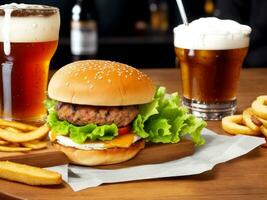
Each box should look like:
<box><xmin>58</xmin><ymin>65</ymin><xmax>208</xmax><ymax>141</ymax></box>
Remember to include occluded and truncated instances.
<box><xmin>258</xmin><ymin>117</ymin><xmax>267</xmax><ymax>128</ymax></box>
<box><xmin>222</xmin><ymin>115</ymin><xmax>258</xmax><ymax>136</ymax></box>
<box><xmin>252</xmin><ymin>95</ymin><xmax>267</xmax><ymax>120</ymax></box>
<box><xmin>242</xmin><ymin>108</ymin><xmax>261</xmax><ymax>133</ymax></box>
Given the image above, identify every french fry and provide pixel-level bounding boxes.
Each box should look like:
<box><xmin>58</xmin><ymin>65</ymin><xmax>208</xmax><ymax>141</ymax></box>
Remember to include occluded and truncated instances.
<box><xmin>0</xmin><ymin>125</ymin><xmax>49</xmax><ymax>143</ymax></box>
<box><xmin>261</xmin><ymin>126</ymin><xmax>267</xmax><ymax>137</ymax></box>
<box><xmin>0</xmin><ymin>146</ymin><xmax>31</xmax><ymax>152</ymax></box>
<box><xmin>22</xmin><ymin>140</ymin><xmax>48</xmax><ymax>150</ymax></box>
<box><xmin>5</xmin><ymin>127</ymin><xmax>21</xmax><ymax>133</ymax></box>
<box><xmin>8</xmin><ymin>143</ymin><xmax>21</xmax><ymax>147</ymax></box>
<box><xmin>0</xmin><ymin>119</ymin><xmax>37</xmax><ymax>131</ymax></box>
<box><xmin>0</xmin><ymin>161</ymin><xmax>62</xmax><ymax>185</ymax></box>
<box><xmin>0</xmin><ymin>139</ymin><xmax>9</xmax><ymax>145</ymax></box>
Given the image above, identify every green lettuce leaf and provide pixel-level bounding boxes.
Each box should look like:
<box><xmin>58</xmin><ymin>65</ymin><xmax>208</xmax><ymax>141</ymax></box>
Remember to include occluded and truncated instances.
<box><xmin>45</xmin><ymin>99</ymin><xmax>118</xmax><ymax>144</ymax></box>
<box><xmin>44</xmin><ymin>99</ymin><xmax>57</xmax><ymax>113</ymax></box>
<box><xmin>132</xmin><ymin>114</ymin><xmax>149</xmax><ymax>138</ymax></box>
<box><xmin>180</xmin><ymin>115</ymin><xmax>206</xmax><ymax>145</ymax></box>
<box><xmin>69</xmin><ymin>123</ymin><xmax>117</xmax><ymax>144</ymax></box>
<box><xmin>132</xmin><ymin>87</ymin><xmax>206</xmax><ymax>146</ymax></box>
<box><xmin>45</xmin><ymin>86</ymin><xmax>206</xmax><ymax>146</ymax></box>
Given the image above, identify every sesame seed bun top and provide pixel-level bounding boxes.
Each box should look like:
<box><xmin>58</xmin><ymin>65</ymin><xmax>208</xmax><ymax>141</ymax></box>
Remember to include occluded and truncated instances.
<box><xmin>48</xmin><ymin>60</ymin><xmax>156</xmax><ymax>106</ymax></box>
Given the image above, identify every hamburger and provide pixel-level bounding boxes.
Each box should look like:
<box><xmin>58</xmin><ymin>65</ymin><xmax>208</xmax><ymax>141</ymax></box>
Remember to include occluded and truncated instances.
<box><xmin>46</xmin><ymin>60</ymin><xmax>206</xmax><ymax>166</ymax></box>
<box><xmin>46</xmin><ymin>60</ymin><xmax>155</xmax><ymax>166</ymax></box>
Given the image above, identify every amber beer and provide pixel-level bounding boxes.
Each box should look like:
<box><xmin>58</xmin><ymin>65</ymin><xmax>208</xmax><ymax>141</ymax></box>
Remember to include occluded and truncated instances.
<box><xmin>0</xmin><ymin>4</ymin><xmax>60</xmax><ymax>123</ymax></box>
<box><xmin>174</xmin><ymin>18</ymin><xmax>251</xmax><ymax>120</ymax></box>
<box><xmin>175</xmin><ymin>47</ymin><xmax>248</xmax><ymax>102</ymax></box>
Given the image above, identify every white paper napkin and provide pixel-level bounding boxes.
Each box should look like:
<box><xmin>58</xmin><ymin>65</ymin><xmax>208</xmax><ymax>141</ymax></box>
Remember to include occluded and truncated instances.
<box><xmin>46</xmin><ymin>164</ymin><xmax>68</xmax><ymax>182</ymax></box>
<box><xmin>47</xmin><ymin>128</ymin><xmax>265</xmax><ymax>191</ymax></box>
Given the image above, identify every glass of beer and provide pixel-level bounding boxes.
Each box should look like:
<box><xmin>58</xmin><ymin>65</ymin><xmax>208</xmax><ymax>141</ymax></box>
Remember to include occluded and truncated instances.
<box><xmin>0</xmin><ymin>4</ymin><xmax>60</xmax><ymax>124</ymax></box>
<box><xmin>174</xmin><ymin>18</ymin><xmax>251</xmax><ymax>120</ymax></box>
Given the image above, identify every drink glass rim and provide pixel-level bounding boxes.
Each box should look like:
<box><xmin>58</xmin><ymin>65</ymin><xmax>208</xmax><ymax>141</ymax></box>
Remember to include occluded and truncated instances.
<box><xmin>0</xmin><ymin>4</ymin><xmax>59</xmax><ymax>17</ymax></box>
<box><xmin>173</xmin><ymin>26</ymin><xmax>251</xmax><ymax>36</ymax></box>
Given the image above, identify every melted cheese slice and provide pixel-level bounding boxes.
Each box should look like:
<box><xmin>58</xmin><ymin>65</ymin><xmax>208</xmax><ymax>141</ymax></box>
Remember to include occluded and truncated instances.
<box><xmin>49</xmin><ymin>131</ymin><xmax>57</xmax><ymax>142</ymax></box>
<box><xmin>103</xmin><ymin>133</ymin><xmax>135</xmax><ymax>148</ymax></box>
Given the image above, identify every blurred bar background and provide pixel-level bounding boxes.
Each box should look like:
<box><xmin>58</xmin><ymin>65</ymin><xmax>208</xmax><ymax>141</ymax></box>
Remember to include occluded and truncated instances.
<box><xmin>1</xmin><ymin>0</ymin><xmax>216</xmax><ymax>68</ymax></box>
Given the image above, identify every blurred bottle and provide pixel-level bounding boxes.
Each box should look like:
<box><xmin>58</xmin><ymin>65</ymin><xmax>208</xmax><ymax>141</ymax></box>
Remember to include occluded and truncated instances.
<box><xmin>149</xmin><ymin>0</ymin><xmax>169</xmax><ymax>33</ymax></box>
<box><xmin>204</xmin><ymin>0</ymin><xmax>215</xmax><ymax>16</ymax></box>
<box><xmin>71</xmin><ymin>0</ymin><xmax>98</xmax><ymax>58</ymax></box>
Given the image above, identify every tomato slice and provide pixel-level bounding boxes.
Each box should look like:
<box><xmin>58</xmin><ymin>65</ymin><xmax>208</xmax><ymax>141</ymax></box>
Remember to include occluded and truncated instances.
<box><xmin>118</xmin><ymin>126</ymin><xmax>131</xmax><ymax>135</ymax></box>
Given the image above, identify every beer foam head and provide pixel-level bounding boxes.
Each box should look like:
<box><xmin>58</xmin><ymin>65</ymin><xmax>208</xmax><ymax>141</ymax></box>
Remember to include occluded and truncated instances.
<box><xmin>0</xmin><ymin>3</ymin><xmax>60</xmax><ymax>43</ymax></box>
<box><xmin>0</xmin><ymin>3</ymin><xmax>52</xmax><ymax>10</ymax></box>
<box><xmin>174</xmin><ymin>17</ymin><xmax>251</xmax><ymax>50</ymax></box>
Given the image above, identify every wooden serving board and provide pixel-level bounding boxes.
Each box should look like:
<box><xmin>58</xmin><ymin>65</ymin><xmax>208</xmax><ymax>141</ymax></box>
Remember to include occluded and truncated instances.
<box><xmin>0</xmin><ymin>145</ymin><xmax>69</xmax><ymax>168</ymax></box>
<box><xmin>0</xmin><ymin>140</ymin><xmax>194</xmax><ymax>168</ymax></box>
<box><xmin>97</xmin><ymin>139</ymin><xmax>195</xmax><ymax>169</ymax></box>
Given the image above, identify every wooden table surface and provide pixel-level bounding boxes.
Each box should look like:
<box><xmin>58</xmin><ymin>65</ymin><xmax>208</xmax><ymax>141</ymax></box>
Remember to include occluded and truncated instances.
<box><xmin>1</xmin><ymin>68</ymin><xmax>267</xmax><ymax>200</ymax></box>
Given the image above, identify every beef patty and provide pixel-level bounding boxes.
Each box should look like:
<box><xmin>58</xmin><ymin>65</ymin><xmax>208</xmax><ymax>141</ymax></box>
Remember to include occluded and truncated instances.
<box><xmin>56</xmin><ymin>102</ymin><xmax>139</xmax><ymax>127</ymax></box>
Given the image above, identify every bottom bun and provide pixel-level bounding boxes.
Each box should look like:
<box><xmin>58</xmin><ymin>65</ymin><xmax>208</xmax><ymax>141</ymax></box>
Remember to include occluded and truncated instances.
<box><xmin>52</xmin><ymin>140</ymin><xmax>145</xmax><ymax>166</ymax></box>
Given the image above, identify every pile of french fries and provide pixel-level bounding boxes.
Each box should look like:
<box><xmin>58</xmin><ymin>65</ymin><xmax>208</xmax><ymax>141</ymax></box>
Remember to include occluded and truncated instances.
<box><xmin>0</xmin><ymin>120</ymin><xmax>62</xmax><ymax>186</ymax></box>
<box><xmin>0</xmin><ymin>119</ymin><xmax>50</xmax><ymax>152</ymax></box>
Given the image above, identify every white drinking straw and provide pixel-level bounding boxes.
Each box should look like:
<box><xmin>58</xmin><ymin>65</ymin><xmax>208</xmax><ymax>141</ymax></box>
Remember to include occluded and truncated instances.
<box><xmin>176</xmin><ymin>0</ymin><xmax>188</xmax><ymax>25</ymax></box>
